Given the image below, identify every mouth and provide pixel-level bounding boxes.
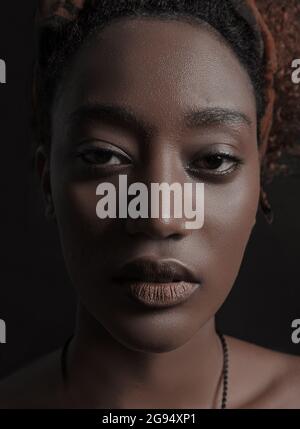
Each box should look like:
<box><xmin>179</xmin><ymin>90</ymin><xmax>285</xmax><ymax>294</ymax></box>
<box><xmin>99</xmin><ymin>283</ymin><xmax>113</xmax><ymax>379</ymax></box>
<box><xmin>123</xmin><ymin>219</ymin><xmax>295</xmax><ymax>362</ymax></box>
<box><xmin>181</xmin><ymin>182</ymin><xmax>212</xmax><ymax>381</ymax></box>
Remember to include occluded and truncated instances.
<box><xmin>113</xmin><ymin>258</ymin><xmax>201</xmax><ymax>309</ymax></box>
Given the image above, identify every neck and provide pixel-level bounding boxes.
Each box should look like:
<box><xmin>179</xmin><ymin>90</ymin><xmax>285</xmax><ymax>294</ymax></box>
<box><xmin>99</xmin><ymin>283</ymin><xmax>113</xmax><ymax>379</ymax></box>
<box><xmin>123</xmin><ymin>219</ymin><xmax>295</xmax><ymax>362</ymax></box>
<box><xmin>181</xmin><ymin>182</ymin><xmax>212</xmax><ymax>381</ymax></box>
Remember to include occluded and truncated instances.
<box><xmin>65</xmin><ymin>303</ymin><xmax>224</xmax><ymax>408</ymax></box>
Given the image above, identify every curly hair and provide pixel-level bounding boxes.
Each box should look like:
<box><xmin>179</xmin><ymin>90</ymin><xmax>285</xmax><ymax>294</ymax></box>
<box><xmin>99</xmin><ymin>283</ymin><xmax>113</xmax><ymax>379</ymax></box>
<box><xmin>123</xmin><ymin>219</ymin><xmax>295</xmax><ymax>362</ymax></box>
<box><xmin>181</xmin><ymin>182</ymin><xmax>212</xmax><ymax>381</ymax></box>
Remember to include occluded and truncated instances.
<box><xmin>255</xmin><ymin>0</ymin><xmax>300</xmax><ymax>181</ymax></box>
<box><xmin>33</xmin><ymin>0</ymin><xmax>300</xmax><ymax>222</ymax></box>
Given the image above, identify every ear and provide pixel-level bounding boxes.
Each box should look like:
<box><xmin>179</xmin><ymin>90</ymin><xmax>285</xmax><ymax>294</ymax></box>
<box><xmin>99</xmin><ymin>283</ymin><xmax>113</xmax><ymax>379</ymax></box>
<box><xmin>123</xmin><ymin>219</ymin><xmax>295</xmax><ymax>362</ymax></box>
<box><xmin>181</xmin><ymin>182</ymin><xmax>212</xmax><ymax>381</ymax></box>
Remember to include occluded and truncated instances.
<box><xmin>35</xmin><ymin>145</ymin><xmax>55</xmax><ymax>221</ymax></box>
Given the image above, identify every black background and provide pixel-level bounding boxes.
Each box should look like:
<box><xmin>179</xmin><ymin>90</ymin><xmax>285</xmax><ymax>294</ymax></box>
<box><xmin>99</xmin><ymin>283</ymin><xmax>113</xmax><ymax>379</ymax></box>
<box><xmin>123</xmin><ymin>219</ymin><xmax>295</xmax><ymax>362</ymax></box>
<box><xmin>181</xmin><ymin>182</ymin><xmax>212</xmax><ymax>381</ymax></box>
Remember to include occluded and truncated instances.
<box><xmin>0</xmin><ymin>1</ymin><xmax>299</xmax><ymax>380</ymax></box>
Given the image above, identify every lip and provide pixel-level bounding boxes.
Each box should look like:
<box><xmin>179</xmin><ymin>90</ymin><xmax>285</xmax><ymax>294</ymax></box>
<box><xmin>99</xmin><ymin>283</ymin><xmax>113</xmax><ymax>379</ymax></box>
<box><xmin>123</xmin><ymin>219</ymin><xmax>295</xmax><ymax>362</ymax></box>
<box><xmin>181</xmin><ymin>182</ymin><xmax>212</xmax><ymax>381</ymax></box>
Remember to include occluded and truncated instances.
<box><xmin>113</xmin><ymin>258</ymin><xmax>201</xmax><ymax>308</ymax></box>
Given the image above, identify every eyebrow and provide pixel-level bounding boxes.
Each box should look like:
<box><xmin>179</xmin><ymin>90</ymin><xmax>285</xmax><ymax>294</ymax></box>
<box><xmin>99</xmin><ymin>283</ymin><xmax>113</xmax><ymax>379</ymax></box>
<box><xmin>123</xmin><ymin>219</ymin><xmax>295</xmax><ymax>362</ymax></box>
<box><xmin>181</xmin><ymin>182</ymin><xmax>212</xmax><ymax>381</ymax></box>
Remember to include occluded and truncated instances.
<box><xmin>69</xmin><ymin>102</ymin><xmax>252</xmax><ymax>137</ymax></box>
<box><xmin>69</xmin><ymin>102</ymin><xmax>156</xmax><ymax>138</ymax></box>
<box><xmin>184</xmin><ymin>106</ymin><xmax>252</xmax><ymax>128</ymax></box>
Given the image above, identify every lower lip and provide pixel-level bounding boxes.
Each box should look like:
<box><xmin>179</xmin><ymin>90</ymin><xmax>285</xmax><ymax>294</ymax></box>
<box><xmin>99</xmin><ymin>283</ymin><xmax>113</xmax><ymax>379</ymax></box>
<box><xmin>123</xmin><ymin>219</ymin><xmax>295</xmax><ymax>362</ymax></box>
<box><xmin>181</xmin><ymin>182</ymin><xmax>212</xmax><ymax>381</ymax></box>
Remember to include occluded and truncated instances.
<box><xmin>121</xmin><ymin>281</ymin><xmax>200</xmax><ymax>308</ymax></box>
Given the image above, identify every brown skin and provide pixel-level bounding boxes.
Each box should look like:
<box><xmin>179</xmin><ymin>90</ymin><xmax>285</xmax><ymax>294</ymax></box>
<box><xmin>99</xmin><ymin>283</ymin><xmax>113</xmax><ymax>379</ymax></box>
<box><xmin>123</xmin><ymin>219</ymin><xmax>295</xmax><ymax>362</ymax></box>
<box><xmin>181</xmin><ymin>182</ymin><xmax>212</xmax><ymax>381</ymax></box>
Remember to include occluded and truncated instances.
<box><xmin>0</xmin><ymin>17</ymin><xmax>299</xmax><ymax>409</ymax></box>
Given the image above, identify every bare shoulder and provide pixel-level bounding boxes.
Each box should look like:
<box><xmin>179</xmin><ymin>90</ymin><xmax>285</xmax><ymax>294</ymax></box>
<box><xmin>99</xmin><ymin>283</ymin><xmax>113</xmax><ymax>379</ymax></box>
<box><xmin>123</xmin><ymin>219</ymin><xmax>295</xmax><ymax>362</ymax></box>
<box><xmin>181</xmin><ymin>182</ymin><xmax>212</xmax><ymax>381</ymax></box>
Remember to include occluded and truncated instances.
<box><xmin>226</xmin><ymin>335</ymin><xmax>300</xmax><ymax>409</ymax></box>
<box><xmin>0</xmin><ymin>349</ymin><xmax>64</xmax><ymax>409</ymax></box>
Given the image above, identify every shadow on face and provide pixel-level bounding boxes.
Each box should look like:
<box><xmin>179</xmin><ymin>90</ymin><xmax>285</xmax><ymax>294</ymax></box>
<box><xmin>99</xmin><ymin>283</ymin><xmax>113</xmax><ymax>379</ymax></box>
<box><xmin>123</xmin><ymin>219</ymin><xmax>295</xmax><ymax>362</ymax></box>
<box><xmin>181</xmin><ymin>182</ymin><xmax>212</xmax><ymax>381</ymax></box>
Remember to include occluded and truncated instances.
<box><xmin>37</xmin><ymin>17</ymin><xmax>261</xmax><ymax>353</ymax></box>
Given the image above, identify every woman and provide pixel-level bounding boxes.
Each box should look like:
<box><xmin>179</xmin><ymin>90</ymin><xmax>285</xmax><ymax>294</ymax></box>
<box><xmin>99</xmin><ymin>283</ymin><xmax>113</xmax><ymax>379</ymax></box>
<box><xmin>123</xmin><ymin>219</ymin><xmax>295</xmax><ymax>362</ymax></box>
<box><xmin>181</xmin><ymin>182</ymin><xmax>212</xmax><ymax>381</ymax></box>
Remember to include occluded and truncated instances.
<box><xmin>0</xmin><ymin>0</ymin><xmax>299</xmax><ymax>409</ymax></box>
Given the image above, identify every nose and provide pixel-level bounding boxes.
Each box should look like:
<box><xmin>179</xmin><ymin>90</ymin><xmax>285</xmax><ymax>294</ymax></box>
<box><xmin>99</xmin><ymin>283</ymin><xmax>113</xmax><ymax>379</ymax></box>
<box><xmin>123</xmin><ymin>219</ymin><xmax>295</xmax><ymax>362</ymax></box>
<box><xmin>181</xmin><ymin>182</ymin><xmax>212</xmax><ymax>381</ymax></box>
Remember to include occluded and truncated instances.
<box><xmin>125</xmin><ymin>147</ymin><xmax>197</xmax><ymax>240</ymax></box>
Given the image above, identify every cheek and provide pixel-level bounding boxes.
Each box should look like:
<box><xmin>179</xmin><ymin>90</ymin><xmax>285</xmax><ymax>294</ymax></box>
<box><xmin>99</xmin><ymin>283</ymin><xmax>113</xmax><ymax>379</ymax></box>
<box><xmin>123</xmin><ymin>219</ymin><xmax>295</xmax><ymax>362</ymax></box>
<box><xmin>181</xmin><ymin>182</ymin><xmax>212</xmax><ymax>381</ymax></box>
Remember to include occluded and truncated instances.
<box><xmin>51</xmin><ymin>179</ymin><xmax>117</xmax><ymax>282</ymax></box>
<box><xmin>203</xmin><ymin>162</ymin><xmax>260</xmax><ymax>299</ymax></box>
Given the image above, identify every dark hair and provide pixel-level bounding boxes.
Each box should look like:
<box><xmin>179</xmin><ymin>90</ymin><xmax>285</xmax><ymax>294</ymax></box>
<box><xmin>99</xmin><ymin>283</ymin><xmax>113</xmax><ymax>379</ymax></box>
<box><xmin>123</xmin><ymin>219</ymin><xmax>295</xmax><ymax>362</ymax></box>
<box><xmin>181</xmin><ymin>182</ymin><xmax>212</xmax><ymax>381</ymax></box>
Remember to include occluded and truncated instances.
<box><xmin>33</xmin><ymin>0</ymin><xmax>266</xmax><ymax>150</ymax></box>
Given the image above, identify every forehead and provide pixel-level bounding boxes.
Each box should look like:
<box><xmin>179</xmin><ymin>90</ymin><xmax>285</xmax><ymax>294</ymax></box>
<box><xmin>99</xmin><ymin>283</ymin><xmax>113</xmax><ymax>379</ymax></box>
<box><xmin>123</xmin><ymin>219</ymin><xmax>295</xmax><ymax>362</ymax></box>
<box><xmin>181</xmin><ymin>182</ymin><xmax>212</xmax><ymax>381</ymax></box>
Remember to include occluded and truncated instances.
<box><xmin>53</xmin><ymin>17</ymin><xmax>257</xmax><ymax>133</ymax></box>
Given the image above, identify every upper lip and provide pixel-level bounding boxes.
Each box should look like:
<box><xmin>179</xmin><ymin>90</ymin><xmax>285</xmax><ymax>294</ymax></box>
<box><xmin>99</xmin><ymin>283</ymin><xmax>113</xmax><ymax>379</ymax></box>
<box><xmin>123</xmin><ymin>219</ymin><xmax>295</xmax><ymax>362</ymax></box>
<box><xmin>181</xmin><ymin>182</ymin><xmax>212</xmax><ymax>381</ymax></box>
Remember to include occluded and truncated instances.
<box><xmin>113</xmin><ymin>258</ymin><xmax>201</xmax><ymax>284</ymax></box>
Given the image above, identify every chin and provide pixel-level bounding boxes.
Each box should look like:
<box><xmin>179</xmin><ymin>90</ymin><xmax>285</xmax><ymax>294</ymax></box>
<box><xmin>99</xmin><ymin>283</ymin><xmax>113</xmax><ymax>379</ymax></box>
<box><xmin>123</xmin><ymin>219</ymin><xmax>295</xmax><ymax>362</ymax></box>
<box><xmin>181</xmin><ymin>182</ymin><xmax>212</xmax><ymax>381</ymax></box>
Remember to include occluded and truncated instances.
<box><xmin>101</xmin><ymin>310</ymin><xmax>203</xmax><ymax>354</ymax></box>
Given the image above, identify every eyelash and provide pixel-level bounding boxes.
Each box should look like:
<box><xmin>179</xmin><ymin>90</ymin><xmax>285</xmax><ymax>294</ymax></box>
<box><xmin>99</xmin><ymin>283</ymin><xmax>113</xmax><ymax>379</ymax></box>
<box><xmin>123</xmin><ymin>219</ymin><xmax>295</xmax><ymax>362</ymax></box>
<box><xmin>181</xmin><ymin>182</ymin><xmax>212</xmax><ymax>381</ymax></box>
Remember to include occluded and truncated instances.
<box><xmin>77</xmin><ymin>147</ymin><xmax>244</xmax><ymax>178</ymax></box>
<box><xmin>77</xmin><ymin>147</ymin><xmax>131</xmax><ymax>167</ymax></box>
<box><xmin>187</xmin><ymin>151</ymin><xmax>244</xmax><ymax>178</ymax></box>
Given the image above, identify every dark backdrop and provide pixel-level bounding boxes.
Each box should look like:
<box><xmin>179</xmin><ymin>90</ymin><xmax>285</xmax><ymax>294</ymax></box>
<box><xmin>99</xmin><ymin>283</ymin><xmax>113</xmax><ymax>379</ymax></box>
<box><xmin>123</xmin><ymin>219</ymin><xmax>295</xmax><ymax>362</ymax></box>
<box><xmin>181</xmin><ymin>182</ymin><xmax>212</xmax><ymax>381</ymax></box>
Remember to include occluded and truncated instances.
<box><xmin>0</xmin><ymin>1</ymin><xmax>299</xmax><ymax>380</ymax></box>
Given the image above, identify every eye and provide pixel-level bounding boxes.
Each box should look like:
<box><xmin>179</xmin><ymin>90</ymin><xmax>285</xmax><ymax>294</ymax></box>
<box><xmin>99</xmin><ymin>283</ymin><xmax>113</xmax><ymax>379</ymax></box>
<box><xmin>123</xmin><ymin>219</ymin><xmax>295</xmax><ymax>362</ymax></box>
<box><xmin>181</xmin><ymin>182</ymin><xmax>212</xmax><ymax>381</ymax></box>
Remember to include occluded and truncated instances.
<box><xmin>77</xmin><ymin>146</ymin><xmax>131</xmax><ymax>167</ymax></box>
<box><xmin>188</xmin><ymin>151</ymin><xmax>244</xmax><ymax>177</ymax></box>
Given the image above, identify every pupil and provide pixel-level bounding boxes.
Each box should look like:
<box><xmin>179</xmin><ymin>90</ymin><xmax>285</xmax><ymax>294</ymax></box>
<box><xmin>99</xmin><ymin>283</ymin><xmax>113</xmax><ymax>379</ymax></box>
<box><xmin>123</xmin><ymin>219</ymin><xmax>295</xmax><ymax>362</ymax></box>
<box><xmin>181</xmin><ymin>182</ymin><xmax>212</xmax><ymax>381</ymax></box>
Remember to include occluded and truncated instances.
<box><xmin>205</xmin><ymin>155</ymin><xmax>223</xmax><ymax>169</ymax></box>
<box><xmin>97</xmin><ymin>152</ymin><xmax>112</xmax><ymax>163</ymax></box>
<box><xmin>89</xmin><ymin>151</ymin><xmax>112</xmax><ymax>164</ymax></box>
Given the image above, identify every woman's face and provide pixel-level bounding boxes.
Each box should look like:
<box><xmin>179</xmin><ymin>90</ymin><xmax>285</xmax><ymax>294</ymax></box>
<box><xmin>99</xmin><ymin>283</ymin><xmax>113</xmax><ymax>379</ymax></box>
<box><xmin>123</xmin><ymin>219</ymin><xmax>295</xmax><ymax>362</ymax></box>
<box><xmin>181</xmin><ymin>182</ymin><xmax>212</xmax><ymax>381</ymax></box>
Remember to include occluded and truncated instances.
<box><xmin>43</xmin><ymin>18</ymin><xmax>261</xmax><ymax>352</ymax></box>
